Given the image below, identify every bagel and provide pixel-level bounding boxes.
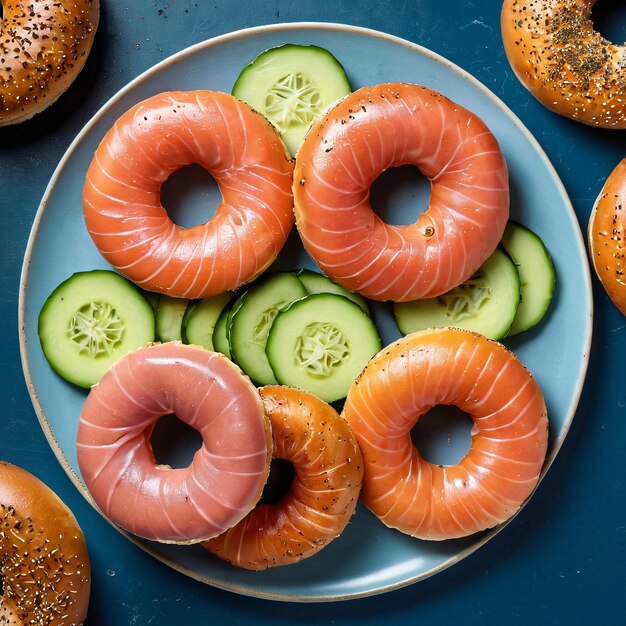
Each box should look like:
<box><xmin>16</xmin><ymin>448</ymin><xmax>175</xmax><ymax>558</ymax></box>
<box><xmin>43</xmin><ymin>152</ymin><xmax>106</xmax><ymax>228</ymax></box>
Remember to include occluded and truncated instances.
<box><xmin>0</xmin><ymin>0</ymin><xmax>99</xmax><ymax>126</ymax></box>
<box><xmin>82</xmin><ymin>91</ymin><xmax>294</xmax><ymax>298</ymax></box>
<box><xmin>343</xmin><ymin>328</ymin><xmax>549</xmax><ymax>540</ymax></box>
<box><xmin>588</xmin><ymin>158</ymin><xmax>626</xmax><ymax>314</ymax></box>
<box><xmin>501</xmin><ymin>0</ymin><xmax>626</xmax><ymax>128</ymax></box>
<box><xmin>76</xmin><ymin>342</ymin><xmax>272</xmax><ymax>544</ymax></box>
<box><xmin>293</xmin><ymin>83</ymin><xmax>509</xmax><ymax>302</ymax></box>
<box><xmin>0</xmin><ymin>461</ymin><xmax>90</xmax><ymax>625</ymax></box>
<box><xmin>205</xmin><ymin>385</ymin><xmax>363</xmax><ymax>569</ymax></box>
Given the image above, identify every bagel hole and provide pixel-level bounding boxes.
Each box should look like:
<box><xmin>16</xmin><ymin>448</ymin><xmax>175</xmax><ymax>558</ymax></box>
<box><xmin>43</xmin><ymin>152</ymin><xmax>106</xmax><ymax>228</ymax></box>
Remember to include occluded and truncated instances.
<box><xmin>411</xmin><ymin>405</ymin><xmax>474</xmax><ymax>467</ymax></box>
<box><xmin>369</xmin><ymin>165</ymin><xmax>431</xmax><ymax>226</ymax></box>
<box><xmin>259</xmin><ymin>458</ymin><xmax>295</xmax><ymax>505</ymax></box>
<box><xmin>150</xmin><ymin>413</ymin><xmax>203</xmax><ymax>469</ymax></box>
<box><xmin>160</xmin><ymin>164</ymin><xmax>221</xmax><ymax>228</ymax></box>
<box><xmin>591</xmin><ymin>3</ymin><xmax>626</xmax><ymax>45</ymax></box>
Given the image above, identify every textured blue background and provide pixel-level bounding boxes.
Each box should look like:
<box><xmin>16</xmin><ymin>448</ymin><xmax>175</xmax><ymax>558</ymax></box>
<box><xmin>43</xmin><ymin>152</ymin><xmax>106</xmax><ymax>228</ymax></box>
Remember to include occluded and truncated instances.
<box><xmin>1</xmin><ymin>1</ymin><xmax>625</xmax><ymax>623</ymax></box>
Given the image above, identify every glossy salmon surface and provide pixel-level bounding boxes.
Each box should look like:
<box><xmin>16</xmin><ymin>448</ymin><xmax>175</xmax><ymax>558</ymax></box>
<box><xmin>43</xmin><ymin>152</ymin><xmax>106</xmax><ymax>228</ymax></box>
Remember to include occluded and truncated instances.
<box><xmin>294</xmin><ymin>83</ymin><xmax>509</xmax><ymax>302</ymax></box>
<box><xmin>343</xmin><ymin>328</ymin><xmax>548</xmax><ymax>540</ymax></box>
<box><xmin>83</xmin><ymin>91</ymin><xmax>294</xmax><ymax>298</ymax></box>
<box><xmin>77</xmin><ymin>343</ymin><xmax>272</xmax><ymax>544</ymax></box>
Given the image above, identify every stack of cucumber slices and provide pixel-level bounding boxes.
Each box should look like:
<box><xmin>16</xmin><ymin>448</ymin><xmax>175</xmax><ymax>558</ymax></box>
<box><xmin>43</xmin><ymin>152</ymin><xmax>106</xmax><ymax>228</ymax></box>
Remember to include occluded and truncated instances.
<box><xmin>163</xmin><ymin>270</ymin><xmax>380</xmax><ymax>403</ymax></box>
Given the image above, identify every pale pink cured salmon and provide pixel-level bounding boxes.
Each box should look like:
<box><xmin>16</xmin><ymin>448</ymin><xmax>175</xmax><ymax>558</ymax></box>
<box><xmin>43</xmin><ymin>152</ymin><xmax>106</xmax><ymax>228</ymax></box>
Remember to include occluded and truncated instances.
<box><xmin>294</xmin><ymin>83</ymin><xmax>510</xmax><ymax>302</ymax></box>
<box><xmin>76</xmin><ymin>342</ymin><xmax>272</xmax><ymax>544</ymax></box>
<box><xmin>342</xmin><ymin>328</ymin><xmax>548</xmax><ymax>540</ymax></box>
<box><xmin>205</xmin><ymin>385</ymin><xmax>363</xmax><ymax>570</ymax></box>
<box><xmin>83</xmin><ymin>91</ymin><xmax>294</xmax><ymax>299</ymax></box>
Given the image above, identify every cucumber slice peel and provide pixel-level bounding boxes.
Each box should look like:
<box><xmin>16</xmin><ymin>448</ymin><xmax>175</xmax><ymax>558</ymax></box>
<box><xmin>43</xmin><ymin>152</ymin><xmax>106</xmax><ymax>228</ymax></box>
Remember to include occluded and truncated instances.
<box><xmin>181</xmin><ymin>300</ymin><xmax>197</xmax><ymax>343</ymax></box>
<box><xmin>266</xmin><ymin>293</ymin><xmax>382</xmax><ymax>402</ymax></box>
<box><xmin>296</xmin><ymin>268</ymin><xmax>369</xmax><ymax>313</ymax></box>
<box><xmin>213</xmin><ymin>303</ymin><xmax>233</xmax><ymax>359</ymax></box>
<box><xmin>184</xmin><ymin>293</ymin><xmax>232</xmax><ymax>350</ymax></box>
<box><xmin>38</xmin><ymin>270</ymin><xmax>155</xmax><ymax>388</ymax></box>
<box><xmin>155</xmin><ymin>296</ymin><xmax>189</xmax><ymax>342</ymax></box>
<box><xmin>143</xmin><ymin>290</ymin><xmax>161</xmax><ymax>313</ymax></box>
<box><xmin>500</xmin><ymin>221</ymin><xmax>556</xmax><ymax>336</ymax></box>
<box><xmin>229</xmin><ymin>273</ymin><xmax>307</xmax><ymax>385</ymax></box>
<box><xmin>232</xmin><ymin>44</ymin><xmax>351</xmax><ymax>156</ymax></box>
<box><xmin>393</xmin><ymin>247</ymin><xmax>521</xmax><ymax>340</ymax></box>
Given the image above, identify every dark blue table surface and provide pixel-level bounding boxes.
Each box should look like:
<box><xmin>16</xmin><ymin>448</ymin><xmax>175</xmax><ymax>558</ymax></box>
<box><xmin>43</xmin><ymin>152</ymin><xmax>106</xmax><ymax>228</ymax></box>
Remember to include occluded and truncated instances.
<box><xmin>1</xmin><ymin>1</ymin><xmax>625</xmax><ymax>624</ymax></box>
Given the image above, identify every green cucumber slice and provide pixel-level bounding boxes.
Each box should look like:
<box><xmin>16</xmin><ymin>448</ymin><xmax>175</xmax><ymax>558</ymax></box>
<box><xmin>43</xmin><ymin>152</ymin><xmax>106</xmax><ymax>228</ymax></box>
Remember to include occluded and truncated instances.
<box><xmin>296</xmin><ymin>268</ymin><xmax>369</xmax><ymax>313</ymax></box>
<box><xmin>229</xmin><ymin>273</ymin><xmax>307</xmax><ymax>385</ymax></box>
<box><xmin>393</xmin><ymin>246</ymin><xmax>521</xmax><ymax>340</ymax></box>
<box><xmin>232</xmin><ymin>44</ymin><xmax>351</xmax><ymax>156</ymax></box>
<box><xmin>213</xmin><ymin>303</ymin><xmax>233</xmax><ymax>359</ymax></box>
<box><xmin>38</xmin><ymin>270</ymin><xmax>155</xmax><ymax>388</ymax></box>
<box><xmin>155</xmin><ymin>296</ymin><xmax>189</xmax><ymax>342</ymax></box>
<box><xmin>500</xmin><ymin>221</ymin><xmax>556</xmax><ymax>335</ymax></box>
<box><xmin>266</xmin><ymin>293</ymin><xmax>382</xmax><ymax>403</ymax></box>
<box><xmin>181</xmin><ymin>300</ymin><xmax>197</xmax><ymax>343</ymax></box>
<box><xmin>143</xmin><ymin>291</ymin><xmax>161</xmax><ymax>313</ymax></box>
<box><xmin>184</xmin><ymin>293</ymin><xmax>232</xmax><ymax>350</ymax></box>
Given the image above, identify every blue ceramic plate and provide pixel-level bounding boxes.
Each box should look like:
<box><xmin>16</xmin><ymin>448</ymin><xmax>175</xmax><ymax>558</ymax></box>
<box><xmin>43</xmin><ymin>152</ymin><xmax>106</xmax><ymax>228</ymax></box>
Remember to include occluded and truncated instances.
<box><xmin>19</xmin><ymin>23</ymin><xmax>592</xmax><ymax>601</ymax></box>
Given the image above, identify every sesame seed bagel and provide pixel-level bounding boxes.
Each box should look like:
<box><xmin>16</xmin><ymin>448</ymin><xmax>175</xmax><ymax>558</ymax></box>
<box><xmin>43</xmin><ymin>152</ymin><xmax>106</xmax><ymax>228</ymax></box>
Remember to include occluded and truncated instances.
<box><xmin>501</xmin><ymin>0</ymin><xmax>626</xmax><ymax>129</ymax></box>
<box><xmin>0</xmin><ymin>0</ymin><xmax>99</xmax><ymax>126</ymax></box>
<box><xmin>0</xmin><ymin>462</ymin><xmax>90</xmax><ymax>625</ymax></box>
<box><xmin>589</xmin><ymin>158</ymin><xmax>626</xmax><ymax>315</ymax></box>
<box><xmin>205</xmin><ymin>386</ymin><xmax>363</xmax><ymax>570</ymax></box>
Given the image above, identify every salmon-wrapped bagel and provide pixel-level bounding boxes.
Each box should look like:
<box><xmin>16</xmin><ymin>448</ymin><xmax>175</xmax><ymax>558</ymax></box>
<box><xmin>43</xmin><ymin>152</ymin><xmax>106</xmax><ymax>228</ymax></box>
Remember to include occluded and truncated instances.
<box><xmin>83</xmin><ymin>90</ymin><xmax>295</xmax><ymax>299</ymax></box>
<box><xmin>343</xmin><ymin>328</ymin><xmax>549</xmax><ymax>540</ymax></box>
<box><xmin>76</xmin><ymin>343</ymin><xmax>272</xmax><ymax>544</ymax></box>
<box><xmin>293</xmin><ymin>82</ymin><xmax>509</xmax><ymax>302</ymax></box>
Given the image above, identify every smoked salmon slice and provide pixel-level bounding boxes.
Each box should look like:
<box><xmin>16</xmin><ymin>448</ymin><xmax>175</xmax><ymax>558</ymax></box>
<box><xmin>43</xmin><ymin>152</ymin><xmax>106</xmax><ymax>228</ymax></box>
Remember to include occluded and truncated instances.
<box><xmin>83</xmin><ymin>91</ymin><xmax>295</xmax><ymax>299</ymax></box>
<box><xmin>294</xmin><ymin>83</ymin><xmax>510</xmax><ymax>302</ymax></box>
<box><xmin>77</xmin><ymin>343</ymin><xmax>272</xmax><ymax>544</ymax></box>
<box><xmin>343</xmin><ymin>328</ymin><xmax>548</xmax><ymax>540</ymax></box>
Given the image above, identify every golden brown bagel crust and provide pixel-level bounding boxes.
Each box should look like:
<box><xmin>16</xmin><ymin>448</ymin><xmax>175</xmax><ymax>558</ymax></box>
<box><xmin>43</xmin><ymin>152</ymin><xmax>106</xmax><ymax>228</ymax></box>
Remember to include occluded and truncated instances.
<box><xmin>589</xmin><ymin>158</ymin><xmax>626</xmax><ymax>315</ymax></box>
<box><xmin>501</xmin><ymin>0</ymin><xmax>626</xmax><ymax>129</ymax></box>
<box><xmin>0</xmin><ymin>0</ymin><xmax>99</xmax><ymax>126</ymax></box>
<box><xmin>0</xmin><ymin>461</ymin><xmax>90</xmax><ymax>625</ymax></box>
<box><xmin>205</xmin><ymin>386</ymin><xmax>363</xmax><ymax>570</ymax></box>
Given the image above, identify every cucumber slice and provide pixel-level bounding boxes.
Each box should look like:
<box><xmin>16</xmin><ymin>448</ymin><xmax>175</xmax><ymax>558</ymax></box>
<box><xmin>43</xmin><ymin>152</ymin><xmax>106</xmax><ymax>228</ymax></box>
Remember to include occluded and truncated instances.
<box><xmin>180</xmin><ymin>300</ymin><xmax>197</xmax><ymax>343</ymax></box>
<box><xmin>213</xmin><ymin>303</ymin><xmax>233</xmax><ymax>359</ymax></box>
<box><xmin>266</xmin><ymin>293</ymin><xmax>382</xmax><ymax>403</ymax></box>
<box><xmin>184</xmin><ymin>293</ymin><xmax>232</xmax><ymax>350</ymax></box>
<box><xmin>296</xmin><ymin>268</ymin><xmax>369</xmax><ymax>313</ymax></box>
<box><xmin>155</xmin><ymin>296</ymin><xmax>189</xmax><ymax>342</ymax></box>
<box><xmin>393</xmin><ymin>247</ymin><xmax>521</xmax><ymax>340</ymax></box>
<box><xmin>500</xmin><ymin>221</ymin><xmax>556</xmax><ymax>335</ymax></box>
<box><xmin>232</xmin><ymin>44</ymin><xmax>351</xmax><ymax>156</ymax></box>
<box><xmin>212</xmin><ymin>290</ymin><xmax>247</xmax><ymax>358</ymax></box>
<box><xmin>38</xmin><ymin>270</ymin><xmax>155</xmax><ymax>388</ymax></box>
<box><xmin>143</xmin><ymin>291</ymin><xmax>161</xmax><ymax>313</ymax></box>
<box><xmin>209</xmin><ymin>288</ymin><xmax>248</xmax><ymax>358</ymax></box>
<box><xmin>229</xmin><ymin>273</ymin><xmax>307</xmax><ymax>385</ymax></box>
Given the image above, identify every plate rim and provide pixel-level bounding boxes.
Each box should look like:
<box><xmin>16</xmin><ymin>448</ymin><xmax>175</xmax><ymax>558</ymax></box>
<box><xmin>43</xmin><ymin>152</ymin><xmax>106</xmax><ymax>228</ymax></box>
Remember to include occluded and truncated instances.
<box><xmin>18</xmin><ymin>20</ymin><xmax>593</xmax><ymax>603</ymax></box>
